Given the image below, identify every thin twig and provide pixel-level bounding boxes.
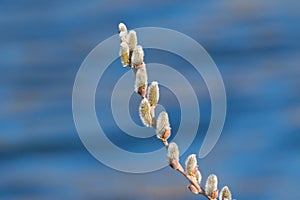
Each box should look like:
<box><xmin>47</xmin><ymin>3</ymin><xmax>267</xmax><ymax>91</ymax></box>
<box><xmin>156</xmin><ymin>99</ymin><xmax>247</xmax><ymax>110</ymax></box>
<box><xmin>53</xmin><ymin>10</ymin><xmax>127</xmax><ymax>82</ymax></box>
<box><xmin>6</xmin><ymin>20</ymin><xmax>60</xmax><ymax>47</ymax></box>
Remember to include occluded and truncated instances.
<box><xmin>118</xmin><ymin>22</ymin><xmax>232</xmax><ymax>200</ymax></box>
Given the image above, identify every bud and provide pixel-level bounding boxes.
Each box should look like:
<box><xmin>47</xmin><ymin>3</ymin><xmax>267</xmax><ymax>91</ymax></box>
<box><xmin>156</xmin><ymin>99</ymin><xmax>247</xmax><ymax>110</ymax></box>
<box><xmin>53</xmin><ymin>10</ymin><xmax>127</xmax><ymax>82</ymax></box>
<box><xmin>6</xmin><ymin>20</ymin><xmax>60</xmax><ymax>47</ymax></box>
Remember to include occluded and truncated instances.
<box><xmin>219</xmin><ymin>186</ymin><xmax>232</xmax><ymax>200</ymax></box>
<box><xmin>167</xmin><ymin>142</ymin><xmax>184</xmax><ymax>171</ymax></box>
<box><xmin>131</xmin><ymin>45</ymin><xmax>144</xmax><ymax>68</ymax></box>
<box><xmin>134</xmin><ymin>65</ymin><xmax>148</xmax><ymax>96</ymax></box>
<box><xmin>188</xmin><ymin>184</ymin><xmax>199</xmax><ymax>194</ymax></box>
<box><xmin>119</xmin><ymin>42</ymin><xmax>130</xmax><ymax>67</ymax></box>
<box><xmin>185</xmin><ymin>154</ymin><xmax>197</xmax><ymax>176</ymax></box>
<box><xmin>118</xmin><ymin>23</ymin><xmax>127</xmax><ymax>32</ymax></box>
<box><xmin>147</xmin><ymin>81</ymin><xmax>159</xmax><ymax>107</ymax></box>
<box><xmin>118</xmin><ymin>23</ymin><xmax>128</xmax><ymax>42</ymax></box>
<box><xmin>139</xmin><ymin>98</ymin><xmax>152</xmax><ymax>127</ymax></box>
<box><xmin>156</xmin><ymin>111</ymin><xmax>171</xmax><ymax>140</ymax></box>
<box><xmin>205</xmin><ymin>174</ymin><xmax>218</xmax><ymax>198</ymax></box>
<box><xmin>195</xmin><ymin>170</ymin><xmax>202</xmax><ymax>185</ymax></box>
<box><xmin>167</xmin><ymin>142</ymin><xmax>179</xmax><ymax>163</ymax></box>
<box><xmin>127</xmin><ymin>30</ymin><xmax>137</xmax><ymax>52</ymax></box>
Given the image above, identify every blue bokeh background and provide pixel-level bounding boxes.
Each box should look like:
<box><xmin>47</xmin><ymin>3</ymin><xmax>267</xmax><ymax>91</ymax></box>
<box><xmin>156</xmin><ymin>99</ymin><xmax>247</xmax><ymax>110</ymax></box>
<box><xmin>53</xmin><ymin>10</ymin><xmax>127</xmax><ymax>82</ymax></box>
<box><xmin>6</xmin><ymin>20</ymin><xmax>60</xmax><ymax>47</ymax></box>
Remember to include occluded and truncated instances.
<box><xmin>1</xmin><ymin>1</ymin><xmax>300</xmax><ymax>199</ymax></box>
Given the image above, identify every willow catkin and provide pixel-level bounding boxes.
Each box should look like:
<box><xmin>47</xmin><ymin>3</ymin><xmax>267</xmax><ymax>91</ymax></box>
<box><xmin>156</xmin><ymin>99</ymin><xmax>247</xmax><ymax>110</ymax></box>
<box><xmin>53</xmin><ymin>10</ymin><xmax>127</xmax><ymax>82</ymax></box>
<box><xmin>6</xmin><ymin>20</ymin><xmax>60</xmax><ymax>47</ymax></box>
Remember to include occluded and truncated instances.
<box><xmin>219</xmin><ymin>186</ymin><xmax>232</xmax><ymax>200</ymax></box>
<box><xmin>205</xmin><ymin>174</ymin><xmax>218</xmax><ymax>197</ymax></box>
<box><xmin>156</xmin><ymin>111</ymin><xmax>170</xmax><ymax>139</ymax></box>
<box><xmin>131</xmin><ymin>45</ymin><xmax>144</xmax><ymax>68</ymax></box>
<box><xmin>119</xmin><ymin>42</ymin><xmax>129</xmax><ymax>67</ymax></box>
<box><xmin>167</xmin><ymin>142</ymin><xmax>179</xmax><ymax>163</ymax></box>
<box><xmin>134</xmin><ymin>64</ymin><xmax>147</xmax><ymax>93</ymax></box>
<box><xmin>147</xmin><ymin>81</ymin><xmax>159</xmax><ymax>107</ymax></box>
<box><xmin>118</xmin><ymin>23</ymin><xmax>128</xmax><ymax>42</ymax></box>
<box><xmin>118</xmin><ymin>23</ymin><xmax>127</xmax><ymax>32</ymax></box>
<box><xmin>195</xmin><ymin>170</ymin><xmax>202</xmax><ymax>184</ymax></box>
<box><xmin>127</xmin><ymin>30</ymin><xmax>137</xmax><ymax>52</ymax></box>
<box><xmin>185</xmin><ymin>154</ymin><xmax>197</xmax><ymax>175</ymax></box>
<box><xmin>139</xmin><ymin>98</ymin><xmax>152</xmax><ymax>127</ymax></box>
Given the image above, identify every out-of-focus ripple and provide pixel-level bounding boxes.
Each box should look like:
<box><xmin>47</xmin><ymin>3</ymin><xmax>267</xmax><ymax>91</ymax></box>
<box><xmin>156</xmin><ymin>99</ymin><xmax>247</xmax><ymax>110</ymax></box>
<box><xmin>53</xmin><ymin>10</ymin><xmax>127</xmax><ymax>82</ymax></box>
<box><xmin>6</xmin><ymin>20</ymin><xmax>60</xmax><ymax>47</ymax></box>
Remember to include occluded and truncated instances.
<box><xmin>1</xmin><ymin>0</ymin><xmax>300</xmax><ymax>199</ymax></box>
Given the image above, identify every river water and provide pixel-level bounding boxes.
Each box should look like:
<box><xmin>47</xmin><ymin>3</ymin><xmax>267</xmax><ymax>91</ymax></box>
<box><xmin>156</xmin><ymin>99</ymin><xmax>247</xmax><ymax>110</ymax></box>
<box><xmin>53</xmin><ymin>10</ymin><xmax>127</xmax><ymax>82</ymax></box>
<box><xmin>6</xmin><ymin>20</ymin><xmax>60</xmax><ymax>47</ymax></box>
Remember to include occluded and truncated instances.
<box><xmin>1</xmin><ymin>1</ymin><xmax>300</xmax><ymax>199</ymax></box>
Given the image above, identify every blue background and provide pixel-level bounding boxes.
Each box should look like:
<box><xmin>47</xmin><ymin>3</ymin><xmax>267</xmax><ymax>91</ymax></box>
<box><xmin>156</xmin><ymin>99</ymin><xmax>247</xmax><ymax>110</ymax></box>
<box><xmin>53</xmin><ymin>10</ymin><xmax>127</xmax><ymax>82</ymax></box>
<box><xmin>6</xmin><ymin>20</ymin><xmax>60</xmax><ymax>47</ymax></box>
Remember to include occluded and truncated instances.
<box><xmin>1</xmin><ymin>1</ymin><xmax>300</xmax><ymax>199</ymax></box>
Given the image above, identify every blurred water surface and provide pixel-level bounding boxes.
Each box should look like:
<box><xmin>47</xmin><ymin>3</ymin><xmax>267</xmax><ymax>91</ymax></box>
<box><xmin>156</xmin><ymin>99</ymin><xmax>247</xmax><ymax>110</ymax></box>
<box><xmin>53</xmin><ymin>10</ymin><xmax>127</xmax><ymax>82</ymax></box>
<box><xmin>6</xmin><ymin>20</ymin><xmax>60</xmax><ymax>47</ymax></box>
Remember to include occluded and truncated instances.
<box><xmin>1</xmin><ymin>1</ymin><xmax>300</xmax><ymax>199</ymax></box>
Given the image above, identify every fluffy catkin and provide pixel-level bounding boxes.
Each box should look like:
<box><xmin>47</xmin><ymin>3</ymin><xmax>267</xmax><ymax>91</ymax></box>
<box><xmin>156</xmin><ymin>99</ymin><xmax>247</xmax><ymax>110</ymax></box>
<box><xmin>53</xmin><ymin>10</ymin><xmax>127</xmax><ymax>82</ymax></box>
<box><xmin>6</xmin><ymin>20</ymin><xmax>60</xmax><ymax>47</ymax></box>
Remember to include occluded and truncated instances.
<box><xmin>119</xmin><ymin>42</ymin><xmax>129</xmax><ymax>67</ymax></box>
<box><xmin>219</xmin><ymin>186</ymin><xmax>232</xmax><ymax>200</ymax></box>
<box><xmin>167</xmin><ymin>142</ymin><xmax>179</xmax><ymax>163</ymax></box>
<box><xmin>147</xmin><ymin>81</ymin><xmax>159</xmax><ymax>107</ymax></box>
<box><xmin>131</xmin><ymin>45</ymin><xmax>144</xmax><ymax>68</ymax></box>
<box><xmin>185</xmin><ymin>154</ymin><xmax>197</xmax><ymax>175</ymax></box>
<box><xmin>139</xmin><ymin>98</ymin><xmax>152</xmax><ymax>127</ymax></box>
<box><xmin>134</xmin><ymin>64</ymin><xmax>147</xmax><ymax>93</ymax></box>
<box><xmin>118</xmin><ymin>23</ymin><xmax>128</xmax><ymax>42</ymax></box>
<box><xmin>195</xmin><ymin>170</ymin><xmax>202</xmax><ymax>184</ymax></box>
<box><xmin>127</xmin><ymin>30</ymin><xmax>137</xmax><ymax>52</ymax></box>
<box><xmin>205</xmin><ymin>174</ymin><xmax>218</xmax><ymax>196</ymax></box>
<box><xmin>118</xmin><ymin>23</ymin><xmax>127</xmax><ymax>32</ymax></box>
<box><xmin>156</xmin><ymin>111</ymin><xmax>170</xmax><ymax>139</ymax></box>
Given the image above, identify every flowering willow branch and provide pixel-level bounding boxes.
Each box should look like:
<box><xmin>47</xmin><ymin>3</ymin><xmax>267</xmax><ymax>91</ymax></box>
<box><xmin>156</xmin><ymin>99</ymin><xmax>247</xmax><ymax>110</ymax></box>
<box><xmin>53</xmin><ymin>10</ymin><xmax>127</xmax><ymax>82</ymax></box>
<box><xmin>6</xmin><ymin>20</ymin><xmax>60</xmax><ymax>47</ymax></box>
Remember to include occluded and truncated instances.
<box><xmin>117</xmin><ymin>22</ymin><xmax>232</xmax><ymax>200</ymax></box>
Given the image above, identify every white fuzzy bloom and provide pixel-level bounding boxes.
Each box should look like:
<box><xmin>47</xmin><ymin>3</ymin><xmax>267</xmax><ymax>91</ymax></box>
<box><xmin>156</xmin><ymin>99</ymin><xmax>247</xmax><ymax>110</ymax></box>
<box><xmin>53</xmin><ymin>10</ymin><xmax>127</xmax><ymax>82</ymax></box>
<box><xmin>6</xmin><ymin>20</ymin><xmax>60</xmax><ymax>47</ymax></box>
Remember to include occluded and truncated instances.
<box><xmin>118</xmin><ymin>23</ymin><xmax>128</xmax><ymax>42</ymax></box>
<box><xmin>167</xmin><ymin>142</ymin><xmax>179</xmax><ymax>163</ymax></box>
<box><xmin>185</xmin><ymin>154</ymin><xmax>197</xmax><ymax>175</ymax></box>
<box><xmin>147</xmin><ymin>81</ymin><xmax>159</xmax><ymax>107</ymax></box>
<box><xmin>118</xmin><ymin>23</ymin><xmax>127</xmax><ymax>32</ymax></box>
<box><xmin>219</xmin><ymin>186</ymin><xmax>232</xmax><ymax>200</ymax></box>
<box><xmin>131</xmin><ymin>45</ymin><xmax>144</xmax><ymax>67</ymax></box>
<box><xmin>119</xmin><ymin>31</ymin><xmax>127</xmax><ymax>42</ymax></box>
<box><xmin>127</xmin><ymin>30</ymin><xmax>137</xmax><ymax>52</ymax></box>
<box><xmin>156</xmin><ymin>111</ymin><xmax>170</xmax><ymax>139</ymax></box>
<box><xmin>139</xmin><ymin>98</ymin><xmax>152</xmax><ymax>127</ymax></box>
<box><xmin>134</xmin><ymin>64</ymin><xmax>147</xmax><ymax>93</ymax></box>
<box><xmin>195</xmin><ymin>170</ymin><xmax>202</xmax><ymax>184</ymax></box>
<box><xmin>119</xmin><ymin>42</ymin><xmax>129</xmax><ymax>67</ymax></box>
<box><xmin>205</xmin><ymin>174</ymin><xmax>218</xmax><ymax>196</ymax></box>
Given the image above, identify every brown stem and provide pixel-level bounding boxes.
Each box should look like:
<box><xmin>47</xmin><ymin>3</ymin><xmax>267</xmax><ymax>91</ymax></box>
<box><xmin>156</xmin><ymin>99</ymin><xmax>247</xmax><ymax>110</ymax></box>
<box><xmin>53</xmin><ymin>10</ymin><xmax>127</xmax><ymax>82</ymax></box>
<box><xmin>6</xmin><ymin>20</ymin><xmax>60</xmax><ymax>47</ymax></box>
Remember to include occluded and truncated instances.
<box><xmin>168</xmin><ymin>161</ymin><xmax>210</xmax><ymax>199</ymax></box>
<box><xmin>160</xmin><ymin>138</ymin><xmax>169</xmax><ymax>148</ymax></box>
